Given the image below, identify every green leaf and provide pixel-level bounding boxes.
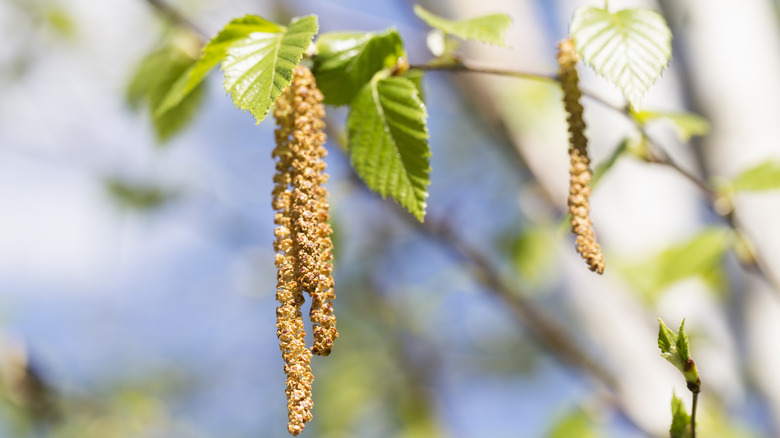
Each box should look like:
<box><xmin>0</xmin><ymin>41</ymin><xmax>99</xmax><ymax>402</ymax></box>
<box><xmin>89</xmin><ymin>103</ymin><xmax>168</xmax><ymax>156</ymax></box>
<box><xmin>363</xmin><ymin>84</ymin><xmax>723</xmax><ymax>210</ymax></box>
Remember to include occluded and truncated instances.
<box><xmin>546</xmin><ymin>408</ymin><xmax>601</xmax><ymax>438</ymax></box>
<box><xmin>405</xmin><ymin>69</ymin><xmax>425</xmax><ymax>101</ymax></box>
<box><xmin>105</xmin><ymin>179</ymin><xmax>175</xmax><ymax>211</ymax></box>
<box><xmin>731</xmin><ymin>161</ymin><xmax>780</xmax><ymax>192</ymax></box>
<box><xmin>620</xmin><ymin>228</ymin><xmax>731</xmax><ymax>300</ymax></box>
<box><xmin>675</xmin><ymin>319</ymin><xmax>690</xmax><ymax>361</ymax></box>
<box><xmin>570</xmin><ymin>6</ymin><xmax>672</xmax><ymax>109</ymax></box>
<box><xmin>670</xmin><ymin>393</ymin><xmax>692</xmax><ymax>438</ymax></box>
<box><xmin>126</xmin><ymin>42</ymin><xmax>206</xmax><ymax>142</ymax></box>
<box><xmin>347</xmin><ymin>74</ymin><xmax>431</xmax><ymax>221</ymax></box>
<box><xmin>512</xmin><ymin>225</ymin><xmax>557</xmax><ymax>287</ymax></box>
<box><xmin>658</xmin><ymin>319</ymin><xmax>700</xmax><ymax>389</ymax></box>
<box><xmin>633</xmin><ymin>110</ymin><xmax>710</xmax><ymax>142</ymax></box>
<box><xmin>657</xmin><ymin>318</ymin><xmax>676</xmax><ymax>354</ymax></box>
<box><xmin>413</xmin><ymin>5</ymin><xmax>512</xmax><ymax>47</ymax></box>
<box><xmin>157</xmin><ymin>15</ymin><xmax>285</xmax><ymax>117</ymax></box>
<box><xmin>591</xmin><ymin>138</ymin><xmax>629</xmax><ymax>188</ymax></box>
<box><xmin>313</xmin><ymin>30</ymin><xmax>405</xmax><ymax>106</ymax></box>
<box><xmin>222</xmin><ymin>15</ymin><xmax>318</xmax><ymax>123</ymax></box>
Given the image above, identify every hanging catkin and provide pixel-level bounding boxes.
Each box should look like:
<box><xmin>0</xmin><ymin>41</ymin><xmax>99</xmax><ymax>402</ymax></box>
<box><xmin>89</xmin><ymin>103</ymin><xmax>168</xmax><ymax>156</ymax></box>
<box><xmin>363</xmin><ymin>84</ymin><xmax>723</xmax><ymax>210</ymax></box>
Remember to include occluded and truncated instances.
<box><xmin>272</xmin><ymin>65</ymin><xmax>337</xmax><ymax>436</ymax></box>
<box><xmin>557</xmin><ymin>38</ymin><xmax>605</xmax><ymax>275</ymax></box>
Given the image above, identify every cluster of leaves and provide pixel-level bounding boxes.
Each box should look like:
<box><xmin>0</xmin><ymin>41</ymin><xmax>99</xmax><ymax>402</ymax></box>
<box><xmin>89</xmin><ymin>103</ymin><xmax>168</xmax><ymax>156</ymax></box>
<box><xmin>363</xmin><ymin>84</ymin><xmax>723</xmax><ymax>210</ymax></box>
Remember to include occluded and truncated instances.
<box><xmin>126</xmin><ymin>3</ymin><xmax>679</xmax><ymax>223</ymax></box>
<box><xmin>130</xmin><ymin>6</ymin><xmax>511</xmax><ymax>222</ymax></box>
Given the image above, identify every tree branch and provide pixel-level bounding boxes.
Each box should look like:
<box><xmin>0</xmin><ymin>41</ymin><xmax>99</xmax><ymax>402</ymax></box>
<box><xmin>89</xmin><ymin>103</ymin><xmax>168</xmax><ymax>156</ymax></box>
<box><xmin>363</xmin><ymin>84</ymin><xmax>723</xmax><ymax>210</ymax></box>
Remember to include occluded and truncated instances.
<box><xmin>142</xmin><ymin>0</ymin><xmax>207</xmax><ymax>40</ymax></box>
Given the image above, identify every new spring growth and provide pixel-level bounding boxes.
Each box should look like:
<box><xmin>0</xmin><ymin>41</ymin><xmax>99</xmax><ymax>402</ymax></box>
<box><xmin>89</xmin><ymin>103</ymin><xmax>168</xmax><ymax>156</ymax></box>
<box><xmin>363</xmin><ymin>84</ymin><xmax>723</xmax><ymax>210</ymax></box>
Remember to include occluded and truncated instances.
<box><xmin>658</xmin><ymin>318</ymin><xmax>701</xmax><ymax>393</ymax></box>
<box><xmin>273</xmin><ymin>65</ymin><xmax>337</xmax><ymax>436</ymax></box>
<box><xmin>557</xmin><ymin>37</ymin><xmax>605</xmax><ymax>275</ymax></box>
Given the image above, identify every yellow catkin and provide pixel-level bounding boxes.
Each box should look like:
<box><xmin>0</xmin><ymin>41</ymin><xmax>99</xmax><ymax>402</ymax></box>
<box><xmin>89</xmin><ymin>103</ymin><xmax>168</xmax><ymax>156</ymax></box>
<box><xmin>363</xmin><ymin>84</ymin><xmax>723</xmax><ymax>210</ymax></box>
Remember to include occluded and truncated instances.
<box><xmin>272</xmin><ymin>65</ymin><xmax>337</xmax><ymax>436</ymax></box>
<box><xmin>557</xmin><ymin>38</ymin><xmax>605</xmax><ymax>275</ymax></box>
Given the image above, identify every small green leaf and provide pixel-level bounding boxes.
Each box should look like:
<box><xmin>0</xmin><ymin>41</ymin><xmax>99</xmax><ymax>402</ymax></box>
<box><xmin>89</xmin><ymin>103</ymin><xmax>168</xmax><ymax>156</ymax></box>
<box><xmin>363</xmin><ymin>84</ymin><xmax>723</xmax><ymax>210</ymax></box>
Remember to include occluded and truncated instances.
<box><xmin>105</xmin><ymin>179</ymin><xmax>175</xmax><ymax>211</ymax></box>
<box><xmin>634</xmin><ymin>110</ymin><xmax>710</xmax><ymax>142</ymax></box>
<box><xmin>313</xmin><ymin>30</ymin><xmax>405</xmax><ymax>106</ymax></box>
<box><xmin>591</xmin><ymin>138</ymin><xmax>629</xmax><ymax>188</ymax></box>
<box><xmin>405</xmin><ymin>69</ymin><xmax>425</xmax><ymax>101</ymax></box>
<box><xmin>347</xmin><ymin>74</ymin><xmax>431</xmax><ymax>221</ymax></box>
<box><xmin>731</xmin><ymin>161</ymin><xmax>780</xmax><ymax>192</ymax></box>
<box><xmin>512</xmin><ymin>225</ymin><xmax>557</xmax><ymax>287</ymax></box>
<box><xmin>222</xmin><ymin>15</ymin><xmax>318</xmax><ymax>123</ymax></box>
<box><xmin>126</xmin><ymin>42</ymin><xmax>206</xmax><ymax>142</ymax></box>
<box><xmin>670</xmin><ymin>393</ymin><xmax>692</xmax><ymax>438</ymax></box>
<box><xmin>44</xmin><ymin>7</ymin><xmax>76</xmax><ymax>39</ymax></box>
<box><xmin>675</xmin><ymin>319</ymin><xmax>690</xmax><ymax>361</ymax></box>
<box><xmin>570</xmin><ymin>6</ymin><xmax>672</xmax><ymax>109</ymax></box>
<box><xmin>546</xmin><ymin>408</ymin><xmax>601</xmax><ymax>438</ymax></box>
<box><xmin>657</xmin><ymin>318</ymin><xmax>676</xmax><ymax>354</ymax></box>
<box><xmin>157</xmin><ymin>15</ymin><xmax>285</xmax><ymax>117</ymax></box>
<box><xmin>658</xmin><ymin>319</ymin><xmax>700</xmax><ymax>390</ymax></box>
<box><xmin>413</xmin><ymin>5</ymin><xmax>512</xmax><ymax>47</ymax></box>
<box><xmin>620</xmin><ymin>228</ymin><xmax>732</xmax><ymax>300</ymax></box>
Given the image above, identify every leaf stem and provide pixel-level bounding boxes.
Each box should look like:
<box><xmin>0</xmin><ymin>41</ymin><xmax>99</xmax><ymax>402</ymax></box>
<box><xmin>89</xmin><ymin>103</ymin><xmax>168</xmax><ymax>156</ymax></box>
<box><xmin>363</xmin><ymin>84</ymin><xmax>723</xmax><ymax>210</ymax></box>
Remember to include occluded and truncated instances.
<box><xmin>410</xmin><ymin>60</ymin><xmax>558</xmax><ymax>83</ymax></box>
<box><xmin>690</xmin><ymin>391</ymin><xmax>699</xmax><ymax>438</ymax></box>
<box><xmin>142</xmin><ymin>0</ymin><xmax>208</xmax><ymax>40</ymax></box>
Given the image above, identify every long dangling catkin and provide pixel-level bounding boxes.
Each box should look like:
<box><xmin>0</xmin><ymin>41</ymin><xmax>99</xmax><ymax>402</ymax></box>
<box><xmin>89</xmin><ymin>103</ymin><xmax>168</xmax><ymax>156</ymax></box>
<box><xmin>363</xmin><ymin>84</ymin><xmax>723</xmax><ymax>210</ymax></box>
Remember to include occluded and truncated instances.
<box><xmin>272</xmin><ymin>65</ymin><xmax>337</xmax><ymax>436</ymax></box>
<box><xmin>557</xmin><ymin>38</ymin><xmax>605</xmax><ymax>275</ymax></box>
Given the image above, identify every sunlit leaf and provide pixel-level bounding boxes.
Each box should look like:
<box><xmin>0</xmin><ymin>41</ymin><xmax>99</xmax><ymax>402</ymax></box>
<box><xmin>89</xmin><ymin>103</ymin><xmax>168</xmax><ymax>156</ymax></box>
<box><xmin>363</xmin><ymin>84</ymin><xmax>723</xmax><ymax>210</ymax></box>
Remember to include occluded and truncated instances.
<box><xmin>105</xmin><ymin>179</ymin><xmax>175</xmax><ymax>211</ymax></box>
<box><xmin>731</xmin><ymin>161</ymin><xmax>780</xmax><ymax>192</ymax></box>
<box><xmin>45</xmin><ymin>7</ymin><xmax>76</xmax><ymax>39</ymax></box>
<box><xmin>347</xmin><ymin>74</ymin><xmax>430</xmax><ymax>221</ymax></box>
<box><xmin>546</xmin><ymin>408</ymin><xmax>601</xmax><ymax>438</ymax></box>
<box><xmin>126</xmin><ymin>43</ymin><xmax>206</xmax><ymax>142</ymax></box>
<box><xmin>620</xmin><ymin>228</ymin><xmax>731</xmax><ymax>300</ymax></box>
<box><xmin>658</xmin><ymin>318</ymin><xmax>699</xmax><ymax>388</ymax></box>
<box><xmin>222</xmin><ymin>15</ymin><xmax>318</xmax><ymax>123</ymax></box>
<box><xmin>570</xmin><ymin>6</ymin><xmax>672</xmax><ymax>109</ymax></box>
<box><xmin>634</xmin><ymin>110</ymin><xmax>710</xmax><ymax>142</ymax></box>
<box><xmin>413</xmin><ymin>5</ymin><xmax>512</xmax><ymax>47</ymax></box>
<box><xmin>157</xmin><ymin>15</ymin><xmax>285</xmax><ymax>117</ymax></box>
<box><xmin>592</xmin><ymin>138</ymin><xmax>629</xmax><ymax>188</ymax></box>
<box><xmin>670</xmin><ymin>393</ymin><xmax>692</xmax><ymax>438</ymax></box>
<box><xmin>313</xmin><ymin>30</ymin><xmax>405</xmax><ymax>106</ymax></box>
<box><xmin>405</xmin><ymin>68</ymin><xmax>425</xmax><ymax>101</ymax></box>
<box><xmin>511</xmin><ymin>225</ymin><xmax>557</xmax><ymax>287</ymax></box>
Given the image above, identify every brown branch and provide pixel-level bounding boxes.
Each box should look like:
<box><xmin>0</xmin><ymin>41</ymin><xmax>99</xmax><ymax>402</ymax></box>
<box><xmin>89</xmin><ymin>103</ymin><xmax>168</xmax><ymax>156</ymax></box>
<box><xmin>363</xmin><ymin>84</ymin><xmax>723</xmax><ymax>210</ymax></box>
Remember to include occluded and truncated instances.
<box><xmin>142</xmin><ymin>0</ymin><xmax>207</xmax><ymax>40</ymax></box>
<box><xmin>690</xmin><ymin>390</ymin><xmax>699</xmax><ymax>438</ymax></box>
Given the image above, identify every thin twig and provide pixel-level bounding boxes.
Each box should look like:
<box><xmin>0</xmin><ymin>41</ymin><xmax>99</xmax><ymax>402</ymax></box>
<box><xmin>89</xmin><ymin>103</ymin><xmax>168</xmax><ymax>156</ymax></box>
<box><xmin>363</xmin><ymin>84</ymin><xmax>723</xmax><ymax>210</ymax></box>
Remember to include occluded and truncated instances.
<box><xmin>641</xmin><ymin>133</ymin><xmax>718</xmax><ymax>199</ymax></box>
<box><xmin>410</xmin><ymin>60</ymin><xmax>558</xmax><ymax>83</ymax></box>
<box><xmin>142</xmin><ymin>0</ymin><xmax>208</xmax><ymax>40</ymax></box>
<box><xmin>690</xmin><ymin>391</ymin><xmax>699</xmax><ymax>438</ymax></box>
<box><xmin>410</xmin><ymin>61</ymin><xmax>626</xmax><ymax>113</ymax></box>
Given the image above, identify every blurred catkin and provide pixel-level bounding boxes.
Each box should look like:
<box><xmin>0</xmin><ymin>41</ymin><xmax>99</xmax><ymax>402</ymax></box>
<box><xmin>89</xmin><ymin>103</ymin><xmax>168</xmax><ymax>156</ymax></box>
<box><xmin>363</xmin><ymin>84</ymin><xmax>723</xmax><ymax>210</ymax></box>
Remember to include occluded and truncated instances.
<box><xmin>272</xmin><ymin>65</ymin><xmax>337</xmax><ymax>436</ymax></box>
<box><xmin>557</xmin><ymin>38</ymin><xmax>605</xmax><ymax>274</ymax></box>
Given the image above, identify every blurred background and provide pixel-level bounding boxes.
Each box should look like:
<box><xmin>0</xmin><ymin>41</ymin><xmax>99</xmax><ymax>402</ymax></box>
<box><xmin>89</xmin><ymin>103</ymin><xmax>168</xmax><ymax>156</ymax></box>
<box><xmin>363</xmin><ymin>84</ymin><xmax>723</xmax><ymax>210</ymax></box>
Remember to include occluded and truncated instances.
<box><xmin>1</xmin><ymin>0</ymin><xmax>780</xmax><ymax>436</ymax></box>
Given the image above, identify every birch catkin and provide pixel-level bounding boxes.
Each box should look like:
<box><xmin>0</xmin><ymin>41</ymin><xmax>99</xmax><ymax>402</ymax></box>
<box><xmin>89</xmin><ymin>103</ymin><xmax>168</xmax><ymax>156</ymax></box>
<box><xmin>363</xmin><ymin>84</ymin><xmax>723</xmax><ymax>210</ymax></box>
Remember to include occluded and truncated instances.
<box><xmin>557</xmin><ymin>38</ymin><xmax>605</xmax><ymax>274</ymax></box>
<box><xmin>272</xmin><ymin>65</ymin><xmax>337</xmax><ymax>435</ymax></box>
